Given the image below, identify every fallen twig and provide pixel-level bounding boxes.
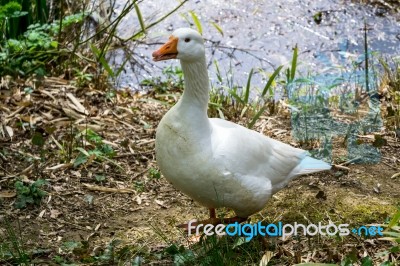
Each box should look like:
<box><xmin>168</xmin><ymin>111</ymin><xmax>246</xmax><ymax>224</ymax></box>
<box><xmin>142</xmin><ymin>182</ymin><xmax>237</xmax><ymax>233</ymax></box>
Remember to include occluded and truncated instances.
<box><xmin>82</xmin><ymin>183</ymin><xmax>135</xmax><ymax>193</ymax></box>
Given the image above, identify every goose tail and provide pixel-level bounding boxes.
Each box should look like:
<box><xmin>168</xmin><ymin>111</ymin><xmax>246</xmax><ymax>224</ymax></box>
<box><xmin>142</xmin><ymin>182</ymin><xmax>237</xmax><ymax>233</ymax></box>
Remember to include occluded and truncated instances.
<box><xmin>288</xmin><ymin>156</ymin><xmax>331</xmax><ymax>178</ymax></box>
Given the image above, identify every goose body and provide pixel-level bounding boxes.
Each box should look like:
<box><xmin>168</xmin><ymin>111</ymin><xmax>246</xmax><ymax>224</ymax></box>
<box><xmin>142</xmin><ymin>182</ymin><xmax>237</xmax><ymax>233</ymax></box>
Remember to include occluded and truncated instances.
<box><xmin>153</xmin><ymin>28</ymin><xmax>331</xmax><ymax>218</ymax></box>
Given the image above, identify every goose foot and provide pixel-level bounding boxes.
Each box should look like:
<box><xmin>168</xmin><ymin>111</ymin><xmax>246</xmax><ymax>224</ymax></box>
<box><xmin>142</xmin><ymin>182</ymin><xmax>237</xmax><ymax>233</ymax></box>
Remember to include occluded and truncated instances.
<box><xmin>177</xmin><ymin>208</ymin><xmax>248</xmax><ymax>234</ymax></box>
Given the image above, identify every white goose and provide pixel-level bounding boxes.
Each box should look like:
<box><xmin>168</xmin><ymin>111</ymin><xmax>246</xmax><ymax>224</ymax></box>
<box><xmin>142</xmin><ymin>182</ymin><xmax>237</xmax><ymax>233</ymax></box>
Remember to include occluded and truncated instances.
<box><xmin>153</xmin><ymin>28</ymin><xmax>331</xmax><ymax>225</ymax></box>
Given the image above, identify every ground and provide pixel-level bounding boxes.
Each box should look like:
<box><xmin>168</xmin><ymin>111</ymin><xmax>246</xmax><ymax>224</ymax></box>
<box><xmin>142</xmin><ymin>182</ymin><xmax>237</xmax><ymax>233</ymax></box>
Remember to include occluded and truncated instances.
<box><xmin>0</xmin><ymin>77</ymin><xmax>399</xmax><ymax>265</ymax></box>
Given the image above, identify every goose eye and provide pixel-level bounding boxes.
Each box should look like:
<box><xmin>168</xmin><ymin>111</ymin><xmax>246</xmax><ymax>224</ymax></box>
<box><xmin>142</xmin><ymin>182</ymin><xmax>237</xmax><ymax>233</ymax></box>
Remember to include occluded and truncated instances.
<box><xmin>184</xmin><ymin>38</ymin><xmax>191</xmax><ymax>43</ymax></box>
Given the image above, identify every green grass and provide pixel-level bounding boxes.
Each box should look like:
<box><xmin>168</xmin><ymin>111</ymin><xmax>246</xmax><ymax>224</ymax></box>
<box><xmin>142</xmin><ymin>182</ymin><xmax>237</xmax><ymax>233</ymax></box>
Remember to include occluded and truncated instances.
<box><xmin>0</xmin><ymin>218</ymin><xmax>30</xmax><ymax>265</ymax></box>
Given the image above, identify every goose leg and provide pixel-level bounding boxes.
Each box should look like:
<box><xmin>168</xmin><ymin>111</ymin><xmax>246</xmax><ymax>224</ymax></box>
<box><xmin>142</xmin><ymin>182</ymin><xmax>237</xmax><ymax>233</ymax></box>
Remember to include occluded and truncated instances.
<box><xmin>177</xmin><ymin>208</ymin><xmax>247</xmax><ymax>234</ymax></box>
<box><xmin>209</xmin><ymin>208</ymin><xmax>216</xmax><ymax>219</ymax></box>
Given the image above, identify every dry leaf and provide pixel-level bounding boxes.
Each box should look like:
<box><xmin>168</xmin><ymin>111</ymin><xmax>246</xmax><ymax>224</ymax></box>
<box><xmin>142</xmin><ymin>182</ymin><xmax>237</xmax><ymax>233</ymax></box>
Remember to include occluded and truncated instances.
<box><xmin>62</xmin><ymin>107</ymin><xmax>84</xmax><ymax>119</ymax></box>
<box><xmin>259</xmin><ymin>251</ymin><xmax>275</xmax><ymax>266</ymax></box>
<box><xmin>5</xmin><ymin>126</ymin><xmax>13</xmax><ymax>139</ymax></box>
<box><xmin>66</xmin><ymin>93</ymin><xmax>89</xmax><ymax>115</ymax></box>
<box><xmin>46</xmin><ymin>163</ymin><xmax>71</xmax><ymax>171</ymax></box>
<box><xmin>391</xmin><ymin>172</ymin><xmax>400</xmax><ymax>179</ymax></box>
<box><xmin>155</xmin><ymin>199</ymin><xmax>169</xmax><ymax>209</ymax></box>
<box><xmin>0</xmin><ymin>191</ymin><xmax>17</xmax><ymax>198</ymax></box>
<box><xmin>39</xmin><ymin>210</ymin><xmax>46</xmax><ymax>218</ymax></box>
<box><xmin>82</xmin><ymin>183</ymin><xmax>135</xmax><ymax>193</ymax></box>
<box><xmin>50</xmin><ymin>209</ymin><xmax>61</xmax><ymax>219</ymax></box>
<box><xmin>135</xmin><ymin>195</ymin><xmax>142</xmax><ymax>205</ymax></box>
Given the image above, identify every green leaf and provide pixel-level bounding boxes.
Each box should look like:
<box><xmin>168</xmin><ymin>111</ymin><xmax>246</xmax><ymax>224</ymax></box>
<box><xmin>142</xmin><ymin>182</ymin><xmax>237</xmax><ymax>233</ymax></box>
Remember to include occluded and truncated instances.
<box><xmin>232</xmin><ymin>237</ymin><xmax>248</xmax><ymax>249</ymax></box>
<box><xmin>50</xmin><ymin>41</ymin><xmax>58</xmax><ymax>48</ymax></box>
<box><xmin>390</xmin><ymin>245</ymin><xmax>400</xmax><ymax>253</ymax></box>
<box><xmin>99</xmin><ymin>144</ymin><xmax>115</xmax><ymax>157</ymax></box>
<box><xmin>89</xmin><ymin>43</ymin><xmax>114</xmax><ymax>78</ymax></box>
<box><xmin>164</xmin><ymin>244</ymin><xmax>179</xmax><ymax>255</ymax></box>
<box><xmin>247</xmin><ymin>106</ymin><xmax>266</xmax><ymax>129</ymax></box>
<box><xmin>290</xmin><ymin>45</ymin><xmax>298</xmax><ymax>82</ymax></box>
<box><xmin>62</xmin><ymin>241</ymin><xmax>82</xmax><ymax>252</ymax></box>
<box><xmin>34</xmin><ymin>179</ymin><xmax>48</xmax><ymax>187</ymax></box>
<box><xmin>210</xmin><ymin>21</ymin><xmax>223</xmax><ymax>36</ymax></box>
<box><xmin>75</xmin><ymin>147</ymin><xmax>90</xmax><ymax>157</ymax></box>
<box><xmin>32</xmin><ymin>132</ymin><xmax>45</xmax><ymax>146</ymax></box>
<box><xmin>294</xmin><ymin>78</ymin><xmax>315</xmax><ymax>84</ymax></box>
<box><xmin>189</xmin><ymin>11</ymin><xmax>202</xmax><ymax>35</ymax></box>
<box><xmin>74</xmin><ymin>152</ymin><xmax>88</xmax><ymax>168</ymax></box>
<box><xmin>361</xmin><ymin>256</ymin><xmax>373</xmax><ymax>266</ymax></box>
<box><xmin>387</xmin><ymin>210</ymin><xmax>400</xmax><ymax>229</ymax></box>
<box><xmin>95</xmin><ymin>174</ymin><xmax>106</xmax><ymax>182</ymax></box>
<box><xmin>261</xmin><ymin>65</ymin><xmax>283</xmax><ymax>97</ymax></box>
<box><xmin>214</xmin><ymin>60</ymin><xmax>223</xmax><ymax>83</ymax></box>
<box><xmin>228</xmin><ymin>89</ymin><xmax>244</xmax><ymax>105</ymax></box>
<box><xmin>244</xmin><ymin>68</ymin><xmax>253</xmax><ymax>104</ymax></box>
<box><xmin>84</xmin><ymin>128</ymin><xmax>102</xmax><ymax>144</ymax></box>
<box><xmin>174</xmin><ymin>249</ymin><xmax>194</xmax><ymax>265</ymax></box>
<box><xmin>15</xmin><ymin>197</ymin><xmax>27</xmax><ymax>209</ymax></box>
<box><xmin>134</xmin><ymin>3</ymin><xmax>146</xmax><ymax>33</ymax></box>
<box><xmin>1</xmin><ymin>2</ymin><xmax>22</xmax><ymax>17</ymax></box>
<box><xmin>384</xmin><ymin>231</ymin><xmax>400</xmax><ymax>238</ymax></box>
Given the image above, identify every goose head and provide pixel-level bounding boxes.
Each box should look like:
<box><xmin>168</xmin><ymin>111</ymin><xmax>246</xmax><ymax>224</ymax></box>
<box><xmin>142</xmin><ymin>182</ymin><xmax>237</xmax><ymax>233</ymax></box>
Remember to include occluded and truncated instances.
<box><xmin>152</xmin><ymin>28</ymin><xmax>205</xmax><ymax>63</ymax></box>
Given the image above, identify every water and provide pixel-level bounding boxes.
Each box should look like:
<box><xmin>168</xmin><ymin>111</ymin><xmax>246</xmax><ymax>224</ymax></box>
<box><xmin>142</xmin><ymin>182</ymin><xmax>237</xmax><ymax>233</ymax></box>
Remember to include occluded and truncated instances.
<box><xmin>107</xmin><ymin>0</ymin><xmax>399</xmax><ymax>90</ymax></box>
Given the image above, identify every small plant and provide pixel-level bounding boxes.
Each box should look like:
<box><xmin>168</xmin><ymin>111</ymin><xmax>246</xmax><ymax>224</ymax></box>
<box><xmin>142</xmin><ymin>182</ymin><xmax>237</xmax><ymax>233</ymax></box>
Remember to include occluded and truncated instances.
<box><xmin>0</xmin><ymin>218</ymin><xmax>30</xmax><ymax>265</ymax></box>
<box><xmin>0</xmin><ymin>12</ymin><xmax>87</xmax><ymax>76</ymax></box>
<box><xmin>141</xmin><ymin>66</ymin><xmax>185</xmax><ymax>93</ymax></box>
<box><xmin>208</xmin><ymin>58</ymin><xmax>283</xmax><ymax>128</ymax></box>
<box><xmin>94</xmin><ymin>174</ymin><xmax>106</xmax><ymax>182</ymax></box>
<box><xmin>149</xmin><ymin>167</ymin><xmax>161</xmax><ymax>179</ymax></box>
<box><xmin>55</xmin><ymin>239</ymin><xmax>135</xmax><ymax>264</ymax></box>
<box><xmin>380</xmin><ymin>209</ymin><xmax>400</xmax><ymax>243</ymax></box>
<box><xmin>73</xmin><ymin>129</ymin><xmax>117</xmax><ymax>168</ymax></box>
<box><xmin>161</xmin><ymin>234</ymin><xmax>263</xmax><ymax>265</ymax></box>
<box><xmin>73</xmin><ymin>68</ymin><xmax>94</xmax><ymax>87</ymax></box>
<box><xmin>164</xmin><ymin>243</ymin><xmax>195</xmax><ymax>265</ymax></box>
<box><xmin>14</xmin><ymin>179</ymin><xmax>48</xmax><ymax>209</ymax></box>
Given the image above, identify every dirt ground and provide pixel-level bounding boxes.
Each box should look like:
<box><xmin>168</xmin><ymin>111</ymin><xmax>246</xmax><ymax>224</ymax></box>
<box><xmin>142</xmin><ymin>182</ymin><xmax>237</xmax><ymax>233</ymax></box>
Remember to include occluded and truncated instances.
<box><xmin>0</xmin><ymin>77</ymin><xmax>399</xmax><ymax>264</ymax></box>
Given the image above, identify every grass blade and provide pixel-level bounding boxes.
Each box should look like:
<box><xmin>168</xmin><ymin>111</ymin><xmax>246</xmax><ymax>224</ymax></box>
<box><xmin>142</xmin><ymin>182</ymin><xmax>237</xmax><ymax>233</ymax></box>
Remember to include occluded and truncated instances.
<box><xmin>261</xmin><ymin>65</ymin><xmax>283</xmax><ymax>97</ymax></box>
<box><xmin>210</xmin><ymin>21</ymin><xmax>223</xmax><ymax>36</ymax></box>
<box><xmin>189</xmin><ymin>11</ymin><xmax>202</xmax><ymax>35</ymax></box>
<box><xmin>214</xmin><ymin>60</ymin><xmax>223</xmax><ymax>83</ymax></box>
<box><xmin>290</xmin><ymin>45</ymin><xmax>298</xmax><ymax>82</ymax></box>
<box><xmin>387</xmin><ymin>210</ymin><xmax>400</xmax><ymax>229</ymax></box>
<box><xmin>90</xmin><ymin>43</ymin><xmax>114</xmax><ymax>78</ymax></box>
<box><xmin>247</xmin><ymin>106</ymin><xmax>266</xmax><ymax>129</ymax></box>
<box><xmin>244</xmin><ymin>68</ymin><xmax>253</xmax><ymax>104</ymax></box>
<box><xmin>228</xmin><ymin>89</ymin><xmax>245</xmax><ymax>105</ymax></box>
<box><xmin>134</xmin><ymin>3</ymin><xmax>146</xmax><ymax>34</ymax></box>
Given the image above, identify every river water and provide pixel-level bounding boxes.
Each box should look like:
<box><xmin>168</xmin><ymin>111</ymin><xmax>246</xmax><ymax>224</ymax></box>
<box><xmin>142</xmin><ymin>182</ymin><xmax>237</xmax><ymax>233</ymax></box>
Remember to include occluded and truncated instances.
<box><xmin>108</xmin><ymin>0</ymin><xmax>399</xmax><ymax>90</ymax></box>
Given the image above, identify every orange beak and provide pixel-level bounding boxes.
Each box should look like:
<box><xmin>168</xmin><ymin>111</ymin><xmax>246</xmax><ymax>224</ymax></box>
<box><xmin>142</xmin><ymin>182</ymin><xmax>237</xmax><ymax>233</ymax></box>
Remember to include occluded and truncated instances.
<box><xmin>152</xmin><ymin>36</ymin><xmax>178</xmax><ymax>62</ymax></box>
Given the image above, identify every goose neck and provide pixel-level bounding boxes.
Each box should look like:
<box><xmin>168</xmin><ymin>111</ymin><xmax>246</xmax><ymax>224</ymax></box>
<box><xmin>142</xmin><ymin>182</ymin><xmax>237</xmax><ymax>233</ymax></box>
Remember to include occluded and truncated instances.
<box><xmin>180</xmin><ymin>58</ymin><xmax>210</xmax><ymax>111</ymax></box>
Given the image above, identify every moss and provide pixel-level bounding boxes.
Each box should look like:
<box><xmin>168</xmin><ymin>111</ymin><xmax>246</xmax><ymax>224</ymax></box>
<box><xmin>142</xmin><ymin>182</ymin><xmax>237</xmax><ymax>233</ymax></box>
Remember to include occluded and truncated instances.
<box><xmin>260</xmin><ymin>189</ymin><xmax>396</xmax><ymax>227</ymax></box>
<box><xmin>334</xmin><ymin>198</ymin><xmax>395</xmax><ymax>226</ymax></box>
